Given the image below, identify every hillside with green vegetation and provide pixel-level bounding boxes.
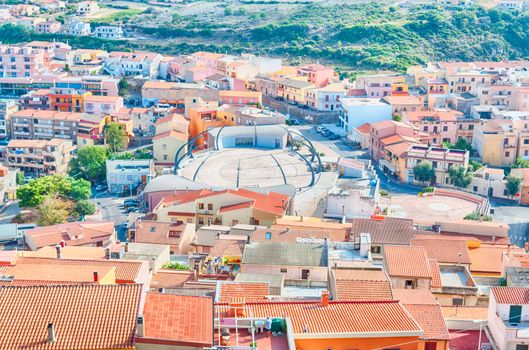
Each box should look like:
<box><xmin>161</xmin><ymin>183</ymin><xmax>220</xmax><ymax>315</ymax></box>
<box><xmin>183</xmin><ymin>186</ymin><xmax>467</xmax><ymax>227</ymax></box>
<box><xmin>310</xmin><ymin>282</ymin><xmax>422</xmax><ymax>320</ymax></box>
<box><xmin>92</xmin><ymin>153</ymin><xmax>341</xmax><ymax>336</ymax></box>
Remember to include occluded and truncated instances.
<box><xmin>3</xmin><ymin>3</ymin><xmax>529</xmax><ymax>72</ymax></box>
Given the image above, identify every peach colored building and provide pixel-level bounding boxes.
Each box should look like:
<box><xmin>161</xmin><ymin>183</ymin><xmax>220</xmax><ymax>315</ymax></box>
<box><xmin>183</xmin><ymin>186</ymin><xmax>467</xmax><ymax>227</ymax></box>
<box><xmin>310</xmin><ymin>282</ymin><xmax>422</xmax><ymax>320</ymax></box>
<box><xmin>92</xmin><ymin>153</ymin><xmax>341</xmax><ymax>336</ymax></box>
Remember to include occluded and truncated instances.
<box><xmin>35</xmin><ymin>20</ymin><xmax>61</xmax><ymax>34</ymax></box>
<box><xmin>191</xmin><ymin>51</ymin><xmax>225</xmax><ymax>70</ymax></box>
<box><xmin>0</xmin><ymin>44</ymin><xmax>50</xmax><ymax>79</ymax></box>
<box><xmin>84</xmin><ymin>95</ymin><xmax>124</xmax><ymax>115</ymax></box>
<box><xmin>219</xmin><ymin>90</ymin><xmax>262</xmax><ymax>107</ymax></box>
<box><xmin>403</xmin><ymin>109</ymin><xmax>461</xmax><ymax>145</ymax></box>
<box><xmin>297</xmin><ymin>63</ymin><xmax>335</xmax><ymax>88</ymax></box>
<box><xmin>382</xmin><ymin>95</ymin><xmax>424</xmax><ymax>116</ymax></box>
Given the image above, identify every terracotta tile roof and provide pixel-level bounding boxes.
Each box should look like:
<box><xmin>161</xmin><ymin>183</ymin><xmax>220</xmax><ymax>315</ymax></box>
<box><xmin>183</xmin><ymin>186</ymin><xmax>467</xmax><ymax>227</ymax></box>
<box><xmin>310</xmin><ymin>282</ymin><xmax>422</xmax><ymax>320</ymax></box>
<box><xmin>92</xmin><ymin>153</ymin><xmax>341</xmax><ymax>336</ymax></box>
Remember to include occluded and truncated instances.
<box><xmin>332</xmin><ymin>269</ymin><xmax>393</xmax><ymax>300</ymax></box>
<box><xmin>218</xmin><ymin>201</ymin><xmax>253</xmax><ymax>213</ymax></box>
<box><xmin>491</xmin><ymin>286</ymin><xmax>529</xmax><ymax>305</ymax></box>
<box><xmin>84</xmin><ymin>95</ymin><xmax>122</xmax><ymax>103</ymax></box>
<box><xmin>14</xmin><ymin>257</ymin><xmax>143</xmax><ymax>283</ymax></box>
<box><xmin>134</xmin><ymin>220</ymin><xmax>190</xmax><ymax>249</ymax></box>
<box><xmin>384</xmin><ymin>245</ymin><xmax>432</xmax><ymax>278</ymax></box>
<box><xmin>152</xmin><ymin>130</ymin><xmax>188</xmax><ymax>142</ymax></box>
<box><xmin>393</xmin><ymin>289</ymin><xmax>449</xmax><ymax>340</ymax></box>
<box><xmin>13</xmin><ymin>109</ymin><xmax>82</xmax><ymax>122</ymax></box>
<box><xmin>429</xmin><ymin>259</ymin><xmax>442</xmax><ymax>288</ymax></box>
<box><xmin>383</xmin><ymin>95</ymin><xmax>422</xmax><ymax>105</ymax></box>
<box><xmin>404</xmin><ymin>109</ymin><xmax>461</xmax><ymax>123</ymax></box>
<box><xmin>412</xmin><ymin>236</ymin><xmax>471</xmax><ymax>265</ymax></box>
<box><xmin>139</xmin><ymin>292</ymin><xmax>213</xmax><ymax>347</ymax></box>
<box><xmin>215</xmin><ymin>300</ymin><xmax>423</xmax><ymax>336</ymax></box>
<box><xmin>0</xmin><ymin>284</ymin><xmax>141</xmax><ymax>349</ymax></box>
<box><xmin>217</xmin><ymin>282</ymin><xmax>270</xmax><ymax>302</ymax></box>
<box><xmin>210</xmin><ymin>237</ymin><xmax>246</xmax><ymax>257</ymax></box>
<box><xmin>24</xmin><ymin>221</ymin><xmax>115</xmax><ymax>250</ymax></box>
<box><xmin>441</xmin><ymin>306</ymin><xmax>488</xmax><ymax>321</ymax></box>
<box><xmin>355</xmin><ymin>122</ymin><xmax>371</xmax><ymax>134</ymax></box>
<box><xmin>150</xmin><ymin>270</ymin><xmax>194</xmax><ymax>289</ymax></box>
<box><xmin>350</xmin><ymin>217</ymin><xmax>431</xmax><ymax>245</ymax></box>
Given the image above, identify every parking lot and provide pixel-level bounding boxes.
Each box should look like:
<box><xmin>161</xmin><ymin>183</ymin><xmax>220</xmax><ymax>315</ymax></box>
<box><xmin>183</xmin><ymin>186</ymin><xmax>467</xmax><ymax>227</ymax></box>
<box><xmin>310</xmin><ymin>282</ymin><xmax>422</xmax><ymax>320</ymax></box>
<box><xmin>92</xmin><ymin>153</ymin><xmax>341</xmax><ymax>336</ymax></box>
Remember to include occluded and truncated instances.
<box><xmin>290</xmin><ymin>125</ymin><xmax>364</xmax><ymax>159</ymax></box>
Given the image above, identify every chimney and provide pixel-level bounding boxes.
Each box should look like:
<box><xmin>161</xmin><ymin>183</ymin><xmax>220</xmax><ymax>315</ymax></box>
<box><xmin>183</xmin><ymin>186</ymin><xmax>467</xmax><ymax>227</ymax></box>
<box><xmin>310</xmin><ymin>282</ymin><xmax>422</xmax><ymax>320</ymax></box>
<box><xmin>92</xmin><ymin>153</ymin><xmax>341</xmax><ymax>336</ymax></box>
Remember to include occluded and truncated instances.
<box><xmin>124</xmin><ymin>242</ymin><xmax>129</xmax><ymax>253</ymax></box>
<box><xmin>55</xmin><ymin>244</ymin><xmax>61</xmax><ymax>259</ymax></box>
<box><xmin>137</xmin><ymin>315</ymin><xmax>144</xmax><ymax>337</ymax></box>
<box><xmin>300</xmin><ymin>215</ymin><xmax>304</xmax><ymax>222</ymax></box>
<box><xmin>93</xmin><ymin>271</ymin><xmax>99</xmax><ymax>283</ymax></box>
<box><xmin>47</xmin><ymin>323</ymin><xmax>56</xmax><ymax>343</ymax></box>
<box><xmin>321</xmin><ymin>290</ymin><xmax>329</xmax><ymax>307</ymax></box>
<box><xmin>457</xmin><ymin>252</ymin><xmax>462</xmax><ymax>265</ymax></box>
<box><xmin>525</xmin><ymin>242</ymin><xmax>529</xmax><ymax>254</ymax></box>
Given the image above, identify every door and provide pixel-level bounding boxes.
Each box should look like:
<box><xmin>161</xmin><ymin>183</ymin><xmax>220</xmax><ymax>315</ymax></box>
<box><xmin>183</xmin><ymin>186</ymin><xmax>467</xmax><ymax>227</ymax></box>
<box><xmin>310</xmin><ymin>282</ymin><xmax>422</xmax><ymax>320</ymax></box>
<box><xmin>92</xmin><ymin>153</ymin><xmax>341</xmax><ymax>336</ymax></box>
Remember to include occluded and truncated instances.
<box><xmin>510</xmin><ymin>305</ymin><xmax>522</xmax><ymax>325</ymax></box>
<box><xmin>301</xmin><ymin>269</ymin><xmax>310</xmax><ymax>280</ymax></box>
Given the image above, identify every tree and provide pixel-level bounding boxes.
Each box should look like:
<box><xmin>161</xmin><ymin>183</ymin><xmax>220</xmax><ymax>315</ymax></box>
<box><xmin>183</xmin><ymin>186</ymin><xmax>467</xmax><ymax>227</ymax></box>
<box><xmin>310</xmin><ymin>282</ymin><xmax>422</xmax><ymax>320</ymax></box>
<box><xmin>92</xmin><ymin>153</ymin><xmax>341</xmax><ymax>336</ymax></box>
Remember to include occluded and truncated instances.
<box><xmin>392</xmin><ymin>114</ymin><xmax>402</xmax><ymax>122</ymax></box>
<box><xmin>105</xmin><ymin>123</ymin><xmax>126</xmax><ymax>152</ymax></box>
<box><xmin>512</xmin><ymin>157</ymin><xmax>529</xmax><ymax>169</ymax></box>
<box><xmin>68</xmin><ymin>146</ymin><xmax>108</xmax><ymax>182</ymax></box>
<box><xmin>74</xmin><ymin>200</ymin><xmax>96</xmax><ymax>217</ymax></box>
<box><xmin>413</xmin><ymin>162</ymin><xmax>435</xmax><ymax>185</ymax></box>
<box><xmin>448</xmin><ymin>165</ymin><xmax>472</xmax><ymax>188</ymax></box>
<box><xmin>505</xmin><ymin>175</ymin><xmax>522</xmax><ymax>199</ymax></box>
<box><xmin>118</xmin><ymin>77</ymin><xmax>129</xmax><ymax>97</ymax></box>
<box><xmin>63</xmin><ymin>64</ymin><xmax>70</xmax><ymax>72</ymax></box>
<box><xmin>69</xmin><ymin>178</ymin><xmax>92</xmax><ymax>201</ymax></box>
<box><xmin>17</xmin><ymin>175</ymin><xmax>68</xmax><ymax>207</ymax></box>
<box><xmin>16</xmin><ymin>172</ymin><xmax>25</xmax><ymax>185</ymax></box>
<box><xmin>37</xmin><ymin>196</ymin><xmax>69</xmax><ymax>226</ymax></box>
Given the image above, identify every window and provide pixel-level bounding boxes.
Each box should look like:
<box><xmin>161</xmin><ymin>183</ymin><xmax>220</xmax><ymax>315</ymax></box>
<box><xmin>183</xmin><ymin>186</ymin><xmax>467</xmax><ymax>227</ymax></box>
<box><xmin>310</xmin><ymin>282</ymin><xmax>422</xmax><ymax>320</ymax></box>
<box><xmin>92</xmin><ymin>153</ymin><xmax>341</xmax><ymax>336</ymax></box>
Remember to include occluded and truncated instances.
<box><xmin>198</xmin><ymin>203</ymin><xmax>204</xmax><ymax>210</ymax></box>
<box><xmin>506</xmin><ymin>151</ymin><xmax>510</xmax><ymax>157</ymax></box>
<box><xmin>525</xmin><ymin>139</ymin><xmax>529</xmax><ymax>145</ymax></box>
<box><xmin>168</xmin><ymin>230</ymin><xmax>181</xmax><ymax>238</ymax></box>
<box><xmin>198</xmin><ymin>218</ymin><xmax>204</xmax><ymax>225</ymax></box>
<box><xmin>473</xmin><ymin>186</ymin><xmax>478</xmax><ymax>192</ymax></box>
<box><xmin>207</xmin><ymin>203</ymin><xmax>213</xmax><ymax>210</ymax></box>
<box><xmin>280</xmin><ymin>268</ymin><xmax>287</xmax><ymax>273</ymax></box>
<box><xmin>468</xmin><ymin>124</ymin><xmax>474</xmax><ymax>130</ymax></box>
<box><xmin>149</xmin><ymin>226</ymin><xmax>156</xmax><ymax>232</ymax></box>
<box><xmin>301</xmin><ymin>269</ymin><xmax>310</xmax><ymax>280</ymax></box>
<box><xmin>452</xmin><ymin>298</ymin><xmax>464</xmax><ymax>306</ymax></box>
<box><xmin>443</xmin><ymin>126</ymin><xmax>448</xmax><ymax>132</ymax></box>
<box><xmin>371</xmin><ymin>246</ymin><xmax>381</xmax><ymax>254</ymax></box>
<box><xmin>405</xmin><ymin>280</ymin><xmax>416</xmax><ymax>289</ymax></box>
<box><xmin>425</xmin><ymin>342</ymin><xmax>437</xmax><ymax>350</ymax></box>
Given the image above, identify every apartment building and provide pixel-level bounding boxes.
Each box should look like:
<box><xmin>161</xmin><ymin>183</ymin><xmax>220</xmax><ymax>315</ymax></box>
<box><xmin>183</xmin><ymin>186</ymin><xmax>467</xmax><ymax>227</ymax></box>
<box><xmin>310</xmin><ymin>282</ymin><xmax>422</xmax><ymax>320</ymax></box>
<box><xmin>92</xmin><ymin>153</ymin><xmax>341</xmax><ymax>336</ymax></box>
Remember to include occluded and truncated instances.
<box><xmin>35</xmin><ymin>20</ymin><xmax>61</xmax><ymax>34</ymax></box>
<box><xmin>6</xmin><ymin>138</ymin><xmax>75</xmax><ymax>175</ymax></box>
<box><xmin>478</xmin><ymin>84</ymin><xmax>518</xmax><ymax>110</ymax></box>
<box><xmin>76</xmin><ymin>1</ymin><xmax>99</xmax><ymax>16</ymax></box>
<box><xmin>305</xmin><ymin>83</ymin><xmax>345</xmax><ymax>111</ymax></box>
<box><xmin>473</xmin><ymin>119</ymin><xmax>522</xmax><ymax>167</ymax></box>
<box><xmin>93</xmin><ymin>26</ymin><xmax>123</xmax><ymax>40</ymax></box>
<box><xmin>236</xmin><ymin>106</ymin><xmax>286</xmax><ymax>126</ymax></box>
<box><xmin>141</xmin><ymin>81</ymin><xmax>219</xmax><ymax>107</ymax></box>
<box><xmin>382</xmin><ymin>95</ymin><xmax>424</xmax><ymax>116</ymax></box>
<box><xmin>402</xmin><ymin>109</ymin><xmax>461</xmax><ymax>145</ymax></box>
<box><xmin>356</xmin><ymin>74</ymin><xmax>409</xmax><ymax>98</ymax></box>
<box><xmin>404</xmin><ymin>145</ymin><xmax>469</xmax><ymax>185</ymax></box>
<box><xmin>339</xmin><ymin>98</ymin><xmax>392</xmax><ymax>132</ymax></box>
<box><xmin>55</xmin><ymin>75</ymin><xmax>120</xmax><ymax>96</ymax></box>
<box><xmin>218</xmin><ymin>90</ymin><xmax>262</xmax><ymax>107</ymax></box>
<box><xmin>10</xmin><ymin>109</ymin><xmax>81</xmax><ymax>142</ymax></box>
<box><xmin>19</xmin><ymin>89</ymin><xmax>50</xmax><ymax>110</ymax></box>
<box><xmin>0</xmin><ymin>99</ymin><xmax>18</xmax><ymax>139</ymax></box>
<box><xmin>277</xmin><ymin>78</ymin><xmax>314</xmax><ymax>104</ymax></box>
<box><xmin>48</xmin><ymin>87</ymin><xmax>91</xmax><ymax>112</ymax></box>
<box><xmin>103</xmin><ymin>51</ymin><xmax>162</xmax><ymax>78</ymax></box>
<box><xmin>0</xmin><ymin>44</ymin><xmax>49</xmax><ymax>78</ymax></box>
<box><xmin>84</xmin><ymin>95</ymin><xmax>124</xmax><ymax>115</ymax></box>
<box><xmin>106</xmin><ymin>159</ymin><xmax>155</xmax><ymax>194</ymax></box>
<box><xmin>66</xmin><ymin>20</ymin><xmax>91</xmax><ymax>36</ymax></box>
<box><xmin>297</xmin><ymin>63</ymin><xmax>335</xmax><ymax>88</ymax></box>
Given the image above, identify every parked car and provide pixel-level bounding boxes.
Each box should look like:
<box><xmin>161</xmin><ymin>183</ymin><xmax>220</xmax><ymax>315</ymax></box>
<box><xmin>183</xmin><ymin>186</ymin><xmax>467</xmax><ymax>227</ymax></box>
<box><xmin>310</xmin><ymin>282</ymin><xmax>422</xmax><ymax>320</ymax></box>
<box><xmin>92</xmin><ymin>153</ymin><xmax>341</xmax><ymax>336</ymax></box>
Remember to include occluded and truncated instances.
<box><xmin>322</xmin><ymin>130</ymin><xmax>331</xmax><ymax>137</ymax></box>
<box><xmin>275</xmin><ymin>96</ymin><xmax>284</xmax><ymax>101</ymax></box>
<box><xmin>290</xmin><ymin>119</ymin><xmax>300</xmax><ymax>125</ymax></box>
<box><xmin>95</xmin><ymin>184</ymin><xmax>107</xmax><ymax>192</ymax></box>
<box><xmin>124</xmin><ymin>199</ymin><xmax>139</xmax><ymax>206</ymax></box>
<box><xmin>329</xmin><ymin>134</ymin><xmax>341</xmax><ymax>140</ymax></box>
<box><xmin>316</xmin><ymin>126</ymin><xmax>325</xmax><ymax>133</ymax></box>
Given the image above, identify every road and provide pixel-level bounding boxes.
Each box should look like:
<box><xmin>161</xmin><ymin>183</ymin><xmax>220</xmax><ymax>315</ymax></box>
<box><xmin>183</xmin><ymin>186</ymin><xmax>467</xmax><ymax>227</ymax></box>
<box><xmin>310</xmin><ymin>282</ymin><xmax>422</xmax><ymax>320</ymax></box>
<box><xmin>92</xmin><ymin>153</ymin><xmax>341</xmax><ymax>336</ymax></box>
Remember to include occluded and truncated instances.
<box><xmin>92</xmin><ymin>190</ymin><xmax>136</xmax><ymax>242</ymax></box>
<box><xmin>0</xmin><ymin>201</ymin><xmax>20</xmax><ymax>224</ymax></box>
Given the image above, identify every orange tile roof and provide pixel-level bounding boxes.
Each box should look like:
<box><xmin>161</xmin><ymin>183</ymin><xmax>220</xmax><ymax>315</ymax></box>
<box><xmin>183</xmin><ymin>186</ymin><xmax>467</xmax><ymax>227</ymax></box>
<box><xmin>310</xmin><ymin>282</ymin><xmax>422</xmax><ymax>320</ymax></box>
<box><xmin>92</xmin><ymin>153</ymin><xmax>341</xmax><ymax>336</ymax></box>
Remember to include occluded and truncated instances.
<box><xmin>0</xmin><ymin>284</ymin><xmax>141</xmax><ymax>349</ymax></box>
<box><xmin>134</xmin><ymin>220</ymin><xmax>190</xmax><ymax>249</ymax></box>
<box><xmin>412</xmin><ymin>236</ymin><xmax>471</xmax><ymax>265</ymax></box>
<box><xmin>24</xmin><ymin>221</ymin><xmax>115</xmax><ymax>250</ymax></box>
<box><xmin>350</xmin><ymin>217</ymin><xmax>432</xmax><ymax>245</ymax></box>
<box><xmin>491</xmin><ymin>286</ymin><xmax>529</xmax><ymax>304</ymax></box>
<box><xmin>429</xmin><ymin>259</ymin><xmax>442</xmax><ymax>288</ymax></box>
<box><xmin>142</xmin><ymin>81</ymin><xmax>175</xmax><ymax>90</ymax></box>
<box><xmin>355</xmin><ymin>122</ymin><xmax>371</xmax><ymax>134</ymax></box>
<box><xmin>383</xmin><ymin>95</ymin><xmax>422</xmax><ymax>105</ymax></box>
<box><xmin>210</xmin><ymin>238</ymin><xmax>245</xmax><ymax>257</ymax></box>
<box><xmin>150</xmin><ymin>270</ymin><xmax>194</xmax><ymax>289</ymax></box>
<box><xmin>215</xmin><ymin>300</ymin><xmax>423</xmax><ymax>336</ymax></box>
<box><xmin>152</xmin><ymin>130</ymin><xmax>188</xmax><ymax>142</ymax></box>
<box><xmin>332</xmin><ymin>269</ymin><xmax>393</xmax><ymax>300</ymax></box>
<box><xmin>84</xmin><ymin>95</ymin><xmax>122</xmax><ymax>103</ymax></box>
<box><xmin>393</xmin><ymin>289</ymin><xmax>450</xmax><ymax>340</ymax></box>
<box><xmin>218</xmin><ymin>201</ymin><xmax>253</xmax><ymax>213</ymax></box>
<box><xmin>218</xmin><ymin>282</ymin><xmax>270</xmax><ymax>302</ymax></box>
<box><xmin>13</xmin><ymin>109</ymin><xmax>82</xmax><ymax>122</ymax></box>
<box><xmin>384</xmin><ymin>245</ymin><xmax>432</xmax><ymax>278</ymax></box>
<box><xmin>404</xmin><ymin>109</ymin><xmax>461</xmax><ymax>123</ymax></box>
<box><xmin>139</xmin><ymin>292</ymin><xmax>213</xmax><ymax>347</ymax></box>
<box><xmin>15</xmin><ymin>257</ymin><xmax>143</xmax><ymax>283</ymax></box>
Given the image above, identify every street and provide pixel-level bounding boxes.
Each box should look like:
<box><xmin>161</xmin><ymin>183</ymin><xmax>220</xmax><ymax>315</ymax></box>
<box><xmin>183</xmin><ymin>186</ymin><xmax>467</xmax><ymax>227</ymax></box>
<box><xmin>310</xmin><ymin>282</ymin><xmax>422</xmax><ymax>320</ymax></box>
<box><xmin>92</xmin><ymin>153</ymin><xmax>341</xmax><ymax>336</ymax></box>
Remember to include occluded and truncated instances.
<box><xmin>92</xmin><ymin>190</ymin><xmax>135</xmax><ymax>242</ymax></box>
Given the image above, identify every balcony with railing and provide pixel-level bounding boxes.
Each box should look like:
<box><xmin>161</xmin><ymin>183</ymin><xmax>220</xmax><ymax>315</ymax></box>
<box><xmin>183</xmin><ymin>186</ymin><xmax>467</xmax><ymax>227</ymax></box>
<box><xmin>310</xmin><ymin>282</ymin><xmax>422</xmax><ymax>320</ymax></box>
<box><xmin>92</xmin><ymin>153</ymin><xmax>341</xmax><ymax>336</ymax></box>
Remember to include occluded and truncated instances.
<box><xmin>491</xmin><ymin>311</ymin><xmax>529</xmax><ymax>343</ymax></box>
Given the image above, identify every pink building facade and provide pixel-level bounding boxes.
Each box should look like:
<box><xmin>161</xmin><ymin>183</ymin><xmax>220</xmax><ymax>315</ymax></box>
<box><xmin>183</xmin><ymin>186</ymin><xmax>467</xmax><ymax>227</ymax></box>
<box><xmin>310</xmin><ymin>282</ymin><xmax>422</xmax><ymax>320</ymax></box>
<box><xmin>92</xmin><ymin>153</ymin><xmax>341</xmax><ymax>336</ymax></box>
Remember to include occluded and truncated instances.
<box><xmin>0</xmin><ymin>45</ymin><xmax>50</xmax><ymax>79</ymax></box>
<box><xmin>298</xmin><ymin>64</ymin><xmax>335</xmax><ymax>88</ymax></box>
<box><xmin>403</xmin><ymin>109</ymin><xmax>460</xmax><ymax>145</ymax></box>
<box><xmin>84</xmin><ymin>95</ymin><xmax>124</xmax><ymax>115</ymax></box>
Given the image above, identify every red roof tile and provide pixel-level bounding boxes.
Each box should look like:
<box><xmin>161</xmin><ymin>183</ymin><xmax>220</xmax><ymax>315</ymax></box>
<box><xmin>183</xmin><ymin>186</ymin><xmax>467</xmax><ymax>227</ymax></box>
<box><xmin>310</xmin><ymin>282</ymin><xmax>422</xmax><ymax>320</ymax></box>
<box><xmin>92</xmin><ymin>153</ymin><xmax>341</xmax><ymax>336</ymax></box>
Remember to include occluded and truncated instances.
<box><xmin>429</xmin><ymin>259</ymin><xmax>442</xmax><ymax>288</ymax></box>
<box><xmin>384</xmin><ymin>245</ymin><xmax>432</xmax><ymax>278</ymax></box>
<box><xmin>332</xmin><ymin>269</ymin><xmax>393</xmax><ymax>300</ymax></box>
<box><xmin>491</xmin><ymin>287</ymin><xmax>529</xmax><ymax>304</ymax></box>
<box><xmin>138</xmin><ymin>292</ymin><xmax>213</xmax><ymax>347</ymax></box>
<box><xmin>215</xmin><ymin>300</ymin><xmax>423</xmax><ymax>336</ymax></box>
<box><xmin>0</xmin><ymin>284</ymin><xmax>141</xmax><ymax>349</ymax></box>
<box><xmin>218</xmin><ymin>282</ymin><xmax>269</xmax><ymax>302</ymax></box>
<box><xmin>412</xmin><ymin>236</ymin><xmax>471</xmax><ymax>265</ymax></box>
<box><xmin>350</xmin><ymin>217</ymin><xmax>432</xmax><ymax>245</ymax></box>
<box><xmin>150</xmin><ymin>270</ymin><xmax>194</xmax><ymax>289</ymax></box>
